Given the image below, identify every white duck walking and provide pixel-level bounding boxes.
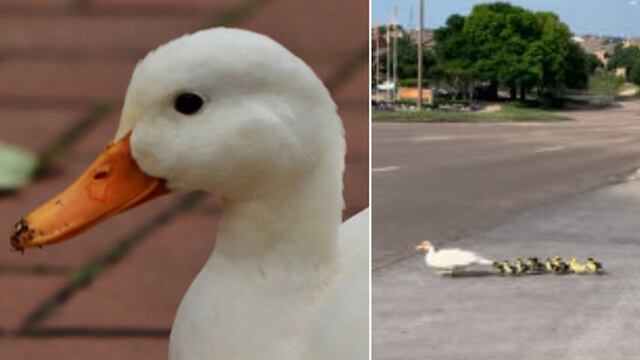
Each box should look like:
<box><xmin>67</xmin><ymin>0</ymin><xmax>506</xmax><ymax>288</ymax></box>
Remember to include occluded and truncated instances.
<box><xmin>415</xmin><ymin>240</ymin><xmax>492</xmax><ymax>275</ymax></box>
<box><xmin>11</xmin><ymin>28</ymin><xmax>369</xmax><ymax>360</ymax></box>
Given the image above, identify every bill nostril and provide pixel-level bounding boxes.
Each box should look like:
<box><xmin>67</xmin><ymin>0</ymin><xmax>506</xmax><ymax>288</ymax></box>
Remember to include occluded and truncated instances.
<box><xmin>93</xmin><ymin>164</ymin><xmax>112</xmax><ymax>180</ymax></box>
<box><xmin>93</xmin><ymin>171</ymin><xmax>109</xmax><ymax>180</ymax></box>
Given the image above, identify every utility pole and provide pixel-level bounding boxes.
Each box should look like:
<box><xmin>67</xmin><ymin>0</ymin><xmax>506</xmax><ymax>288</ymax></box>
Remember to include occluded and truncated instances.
<box><xmin>392</xmin><ymin>6</ymin><xmax>399</xmax><ymax>101</ymax></box>
<box><xmin>375</xmin><ymin>22</ymin><xmax>380</xmax><ymax>103</ymax></box>
<box><xmin>417</xmin><ymin>0</ymin><xmax>424</xmax><ymax>109</ymax></box>
<box><xmin>386</xmin><ymin>21</ymin><xmax>392</xmax><ymax>100</ymax></box>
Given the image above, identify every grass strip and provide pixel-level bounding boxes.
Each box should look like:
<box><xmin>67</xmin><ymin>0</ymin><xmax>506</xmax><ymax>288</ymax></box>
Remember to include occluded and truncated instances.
<box><xmin>373</xmin><ymin>103</ymin><xmax>569</xmax><ymax>123</ymax></box>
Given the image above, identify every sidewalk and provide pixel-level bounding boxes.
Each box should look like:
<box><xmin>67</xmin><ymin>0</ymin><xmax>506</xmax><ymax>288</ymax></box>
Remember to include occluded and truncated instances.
<box><xmin>0</xmin><ymin>1</ymin><xmax>368</xmax><ymax>358</ymax></box>
<box><xmin>374</xmin><ymin>178</ymin><xmax>640</xmax><ymax>360</ymax></box>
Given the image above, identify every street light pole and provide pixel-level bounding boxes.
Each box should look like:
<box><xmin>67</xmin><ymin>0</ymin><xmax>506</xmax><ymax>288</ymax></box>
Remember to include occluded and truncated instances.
<box><xmin>393</xmin><ymin>6</ymin><xmax>398</xmax><ymax>102</ymax></box>
<box><xmin>417</xmin><ymin>0</ymin><xmax>424</xmax><ymax>109</ymax></box>
<box><xmin>375</xmin><ymin>23</ymin><xmax>380</xmax><ymax>103</ymax></box>
<box><xmin>386</xmin><ymin>21</ymin><xmax>392</xmax><ymax>100</ymax></box>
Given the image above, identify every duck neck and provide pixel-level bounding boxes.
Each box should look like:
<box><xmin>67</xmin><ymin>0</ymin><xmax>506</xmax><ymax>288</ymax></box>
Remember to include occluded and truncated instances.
<box><xmin>211</xmin><ymin>156</ymin><xmax>344</xmax><ymax>269</ymax></box>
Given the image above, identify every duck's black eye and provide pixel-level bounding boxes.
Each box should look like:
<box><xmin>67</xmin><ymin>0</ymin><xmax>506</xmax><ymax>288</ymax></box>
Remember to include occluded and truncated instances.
<box><xmin>174</xmin><ymin>92</ymin><xmax>203</xmax><ymax>115</ymax></box>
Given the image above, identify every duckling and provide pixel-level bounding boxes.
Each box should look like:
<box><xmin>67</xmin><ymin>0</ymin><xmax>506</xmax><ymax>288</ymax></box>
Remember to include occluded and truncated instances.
<box><xmin>551</xmin><ymin>256</ymin><xmax>563</xmax><ymax>268</ymax></box>
<box><xmin>502</xmin><ymin>260</ymin><xmax>515</xmax><ymax>275</ymax></box>
<box><xmin>568</xmin><ymin>257</ymin><xmax>588</xmax><ymax>274</ymax></box>
<box><xmin>526</xmin><ymin>257</ymin><xmax>544</xmax><ymax>273</ymax></box>
<box><xmin>514</xmin><ymin>257</ymin><xmax>528</xmax><ymax>274</ymax></box>
<box><xmin>544</xmin><ymin>258</ymin><xmax>555</xmax><ymax>272</ymax></box>
<box><xmin>586</xmin><ymin>257</ymin><xmax>604</xmax><ymax>274</ymax></box>
<box><xmin>553</xmin><ymin>259</ymin><xmax>570</xmax><ymax>275</ymax></box>
<box><xmin>492</xmin><ymin>261</ymin><xmax>504</xmax><ymax>275</ymax></box>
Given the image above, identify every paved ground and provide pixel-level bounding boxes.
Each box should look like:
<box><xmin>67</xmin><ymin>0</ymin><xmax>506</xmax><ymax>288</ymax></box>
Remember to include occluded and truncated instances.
<box><xmin>373</xmin><ymin>100</ymin><xmax>640</xmax><ymax>269</ymax></box>
<box><xmin>373</xmin><ymin>100</ymin><xmax>640</xmax><ymax>359</ymax></box>
<box><xmin>0</xmin><ymin>1</ymin><xmax>368</xmax><ymax>359</ymax></box>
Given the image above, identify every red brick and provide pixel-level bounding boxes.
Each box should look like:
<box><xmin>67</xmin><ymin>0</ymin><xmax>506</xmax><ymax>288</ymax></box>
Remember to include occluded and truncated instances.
<box><xmin>42</xmin><ymin>208</ymin><xmax>217</xmax><ymax>328</ymax></box>
<box><xmin>337</xmin><ymin>61</ymin><xmax>369</xmax><ymax>215</ymax></box>
<box><xmin>237</xmin><ymin>0</ymin><xmax>368</xmax><ymax>59</ymax></box>
<box><xmin>0</xmin><ymin>48</ymin><xmax>334</xmax><ymax>105</ymax></box>
<box><xmin>0</xmin><ymin>0</ymin><xmax>71</xmax><ymax>9</ymax></box>
<box><xmin>69</xmin><ymin>111</ymin><xmax>121</xmax><ymax>154</ymax></box>
<box><xmin>0</xmin><ymin>108</ymin><xmax>83</xmax><ymax>152</ymax></box>
<box><xmin>0</xmin><ymin>338</ymin><xmax>167</xmax><ymax>360</ymax></box>
<box><xmin>0</xmin><ymin>59</ymin><xmax>135</xmax><ymax>100</ymax></box>
<box><xmin>0</xmin><ymin>275</ymin><xmax>68</xmax><ymax>328</ymax></box>
<box><xmin>0</xmin><ymin>3</ymin><xmax>368</xmax><ymax>358</ymax></box>
<box><xmin>334</xmin><ymin>63</ymin><xmax>369</xmax><ymax>105</ymax></box>
<box><xmin>341</xmin><ymin>106</ymin><xmax>369</xmax><ymax>165</ymax></box>
<box><xmin>343</xmin><ymin>153</ymin><xmax>369</xmax><ymax>218</ymax></box>
<box><xmin>0</xmin><ymin>15</ymin><xmax>207</xmax><ymax>51</ymax></box>
<box><xmin>343</xmin><ymin>160</ymin><xmax>368</xmax><ymax>219</ymax></box>
<box><xmin>90</xmin><ymin>0</ymin><xmax>239</xmax><ymax>9</ymax></box>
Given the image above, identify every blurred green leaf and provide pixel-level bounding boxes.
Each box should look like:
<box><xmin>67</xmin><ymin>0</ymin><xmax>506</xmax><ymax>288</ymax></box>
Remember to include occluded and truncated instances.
<box><xmin>0</xmin><ymin>141</ymin><xmax>38</xmax><ymax>191</ymax></box>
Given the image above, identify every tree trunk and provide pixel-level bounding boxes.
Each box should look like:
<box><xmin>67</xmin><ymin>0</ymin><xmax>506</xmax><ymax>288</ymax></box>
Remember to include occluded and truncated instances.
<box><xmin>488</xmin><ymin>80</ymin><xmax>499</xmax><ymax>100</ymax></box>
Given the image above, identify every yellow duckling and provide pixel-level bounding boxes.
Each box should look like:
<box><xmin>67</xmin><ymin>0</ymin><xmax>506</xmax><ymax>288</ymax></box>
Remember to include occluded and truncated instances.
<box><xmin>553</xmin><ymin>259</ymin><xmax>570</xmax><ymax>275</ymax></box>
<box><xmin>586</xmin><ymin>257</ymin><xmax>604</xmax><ymax>274</ymax></box>
<box><xmin>526</xmin><ymin>257</ymin><xmax>544</xmax><ymax>273</ymax></box>
<box><xmin>551</xmin><ymin>256</ymin><xmax>563</xmax><ymax>267</ymax></box>
<box><xmin>492</xmin><ymin>261</ymin><xmax>504</xmax><ymax>275</ymax></box>
<box><xmin>514</xmin><ymin>257</ymin><xmax>528</xmax><ymax>274</ymax></box>
<box><xmin>502</xmin><ymin>260</ymin><xmax>515</xmax><ymax>275</ymax></box>
<box><xmin>568</xmin><ymin>257</ymin><xmax>588</xmax><ymax>274</ymax></box>
<box><xmin>544</xmin><ymin>258</ymin><xmax>555</xmax><ymax>272</ymax></box>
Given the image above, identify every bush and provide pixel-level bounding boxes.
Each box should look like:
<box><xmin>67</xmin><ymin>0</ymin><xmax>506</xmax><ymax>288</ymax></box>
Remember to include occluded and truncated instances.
<box><xmin>432</xmin><ymin>98</ymin><xmax>472</xmax><ymax>107</ymax></box>
<box><xmin>398</xmin><ymin>78</ymin><xmax>429</xmax><ymax>88</ymax></box>
<box><xmin>630</xmin><ymin>59</ymin><xmax>640</xmax><ymax>87</ymax></box>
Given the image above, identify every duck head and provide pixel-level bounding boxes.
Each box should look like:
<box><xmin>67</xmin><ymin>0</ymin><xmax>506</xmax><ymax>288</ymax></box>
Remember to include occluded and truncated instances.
<box><xmin>415</xmin><ymin>240</ymin><xmax>433</xmax><ymax>252</ymax></box>
<box><xmin>10</xmin><ymin>28</ymin><xmax>344</xmax><ymax>250</ymax></box>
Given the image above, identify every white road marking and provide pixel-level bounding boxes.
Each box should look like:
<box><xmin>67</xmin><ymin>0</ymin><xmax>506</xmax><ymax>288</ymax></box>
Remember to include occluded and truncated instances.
<box><xmin>372</xmin><ymin>166</ymin><xmax>399</xmax><ymax>173</ymax></box>
<box><xmin>533</xmin><ymin>145</ymin><xmax>566</xmax><ymax>154</ymax></box>
<box><xmin>412</xmin><ymin>135</ymin><xmax>458</xmax><ymax>142</ymax></box>
<box><xmin>493</xmin><ymin>122</ymin><xmax>544</xmax><ymax>127</ymax></box>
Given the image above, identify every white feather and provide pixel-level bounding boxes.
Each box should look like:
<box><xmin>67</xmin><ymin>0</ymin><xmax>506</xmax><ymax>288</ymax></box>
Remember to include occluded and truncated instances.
<box><xmin>424</xmin><ymin>245</ymin><xmax>492</xmax><ymax>271</ymax></box>
<box><xmin>114</xmin><ymin>28</ymin><xmax>368</xmax><ymax>360</ymax></box>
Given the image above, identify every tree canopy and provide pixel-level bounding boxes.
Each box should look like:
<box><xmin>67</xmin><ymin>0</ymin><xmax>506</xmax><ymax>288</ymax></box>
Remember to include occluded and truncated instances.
<box><xmin>609</xmin><ymin>44</ymin><xmax>640</xmax><ymax>86</ymax></box>
<box><xmin>431</xmin><ymin>2</ymin><xmax>594</xmax><ymax>101</ymax></box>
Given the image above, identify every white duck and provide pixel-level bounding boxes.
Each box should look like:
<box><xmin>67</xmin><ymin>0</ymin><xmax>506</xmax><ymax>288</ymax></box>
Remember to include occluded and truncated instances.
<box><xmin>10</xmin><ymin>28</ymin><xmax>369</xmax><ymax>360</ymax></box>
<box><xmin>415</xmin><ymin>240</ymin><xmax>492</xmax><ymax>275</ymax></box>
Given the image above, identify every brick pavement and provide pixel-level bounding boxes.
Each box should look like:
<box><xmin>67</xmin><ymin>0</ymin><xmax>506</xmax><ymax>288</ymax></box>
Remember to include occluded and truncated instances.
<box><xmin>0</xmin><ymin>0</ymin><xmax>368</xmax><ymax>358</ymax></box>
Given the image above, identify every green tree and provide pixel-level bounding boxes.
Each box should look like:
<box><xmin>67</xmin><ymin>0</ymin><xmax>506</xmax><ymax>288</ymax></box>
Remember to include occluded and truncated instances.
<box><xmin>532</xmin><ymin>11</ymin><xmax>572</xmax><ymax>99</ymax></box>
<box><xmin>433</xmin><ymin>14</ymin><xmax>477</xmax><ymax>99</ymax></box>
<box><xmin>608</xmin><ymin>44</ymin><xmax>640</xmax><ymax>71</ymax></box>
<box><xmin>430</xmin><ymin>2</ymin><xmax>591</xmax><ymax>104</ymax></box>
<box><xmin>564</xmin><ymin>41</ymin><xmax>590</xmax><ymax>90</ymax></box>
<box><xmin>463</xmin><ymin>3</ymin><xmax>540</xmax><ymax>99</ymax></box>
<box><xmin>608</xmin><ymin>44</ymin><xmax>640</xmax><ymax>85</ymax></box>
<box><xmin>630</xmin><ymin>58</ymin><xmax>640</xmax><ymax>86</ymax></box>
<box><xmin>395</xmin><ymin>36</ymin><xmax>436</xmax><ymax>80</ymax></box>
<box><xmin>586</xmin><ymin>53</ymin><xmax>603</xmax><ymax>74</ymax></box>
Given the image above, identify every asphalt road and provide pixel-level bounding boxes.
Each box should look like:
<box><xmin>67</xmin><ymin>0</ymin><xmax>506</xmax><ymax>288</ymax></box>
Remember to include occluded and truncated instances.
<box><xmin>372</xmin><ymin>100</ymin><xmax>640</xmax><ymax>360</ymax></box>
<box><xmin>373</xmin><ymin>100</ymin><xmax>640</xmax><ymax>269</ymax></box>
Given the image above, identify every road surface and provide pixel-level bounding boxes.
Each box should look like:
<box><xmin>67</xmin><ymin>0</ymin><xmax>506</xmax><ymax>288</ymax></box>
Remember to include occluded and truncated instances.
<box><xmin>373</xmin><ymin>100</ymin><xmax>640</xmax><ymax>359</ymax></box>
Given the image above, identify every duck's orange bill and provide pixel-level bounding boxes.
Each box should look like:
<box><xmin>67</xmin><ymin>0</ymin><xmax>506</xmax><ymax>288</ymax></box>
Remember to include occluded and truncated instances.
<box><xmin>10</xmin><ymin>132</ymin><xmax>168</xmax><ymax>251</ymax></box>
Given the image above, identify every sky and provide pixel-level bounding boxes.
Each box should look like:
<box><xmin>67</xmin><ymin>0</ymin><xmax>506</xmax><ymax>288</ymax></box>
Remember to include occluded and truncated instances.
<box><xmin>372</xmin><ymin>0</ymin><xmax>640</xmax><ymax>37</ymax></box>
